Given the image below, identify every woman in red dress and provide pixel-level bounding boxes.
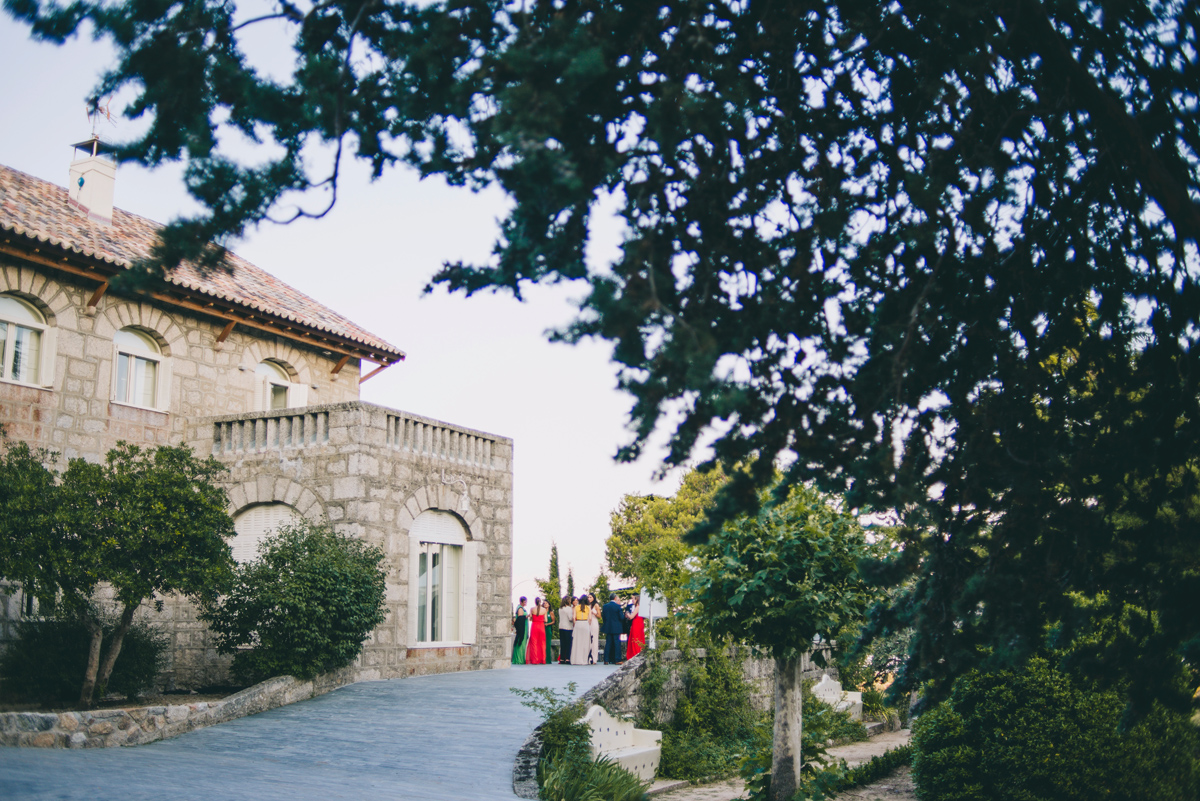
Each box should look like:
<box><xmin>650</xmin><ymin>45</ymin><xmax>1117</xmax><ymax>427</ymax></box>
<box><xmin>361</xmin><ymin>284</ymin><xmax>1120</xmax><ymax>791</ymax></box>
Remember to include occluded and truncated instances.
<box><xmin>625</xmin><ymin>597</ymin><xmax>646</xmax><ymax>659</ymax></box>
<box><xmin>526</xmin><ymin>597</ymin><xmax>547</xmax><ymax>664</ymax></box>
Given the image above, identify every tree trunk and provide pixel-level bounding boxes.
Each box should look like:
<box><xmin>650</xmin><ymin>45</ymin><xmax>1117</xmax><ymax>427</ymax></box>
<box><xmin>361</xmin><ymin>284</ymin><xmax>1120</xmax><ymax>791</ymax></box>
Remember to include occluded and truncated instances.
<box><xmin>770</xmin><ymin>653</ymin><xmax>803</xmax><ymax>801</ymax></box>
<box><xmin>78</xmin><ymin>616</ymin><xmax>104</xmax><ymax>709</ymax></box>
<box><xmin>94</xmin><ymin>603</ymin><xmax>137</xmax><ymax>700</ymax></box>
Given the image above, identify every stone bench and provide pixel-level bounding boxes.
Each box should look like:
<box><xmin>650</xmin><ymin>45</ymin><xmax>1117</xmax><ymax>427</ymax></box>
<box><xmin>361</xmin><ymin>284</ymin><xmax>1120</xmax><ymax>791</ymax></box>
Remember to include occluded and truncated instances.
<box><xmin>581</xmin><ymin>705</ymin><xmax>661</xmax><ymax>782</ymax></box>
<box><xmin>813</xmin><ymin>675</ymin><xmax>862</xmax><ymax>720</ymax></box>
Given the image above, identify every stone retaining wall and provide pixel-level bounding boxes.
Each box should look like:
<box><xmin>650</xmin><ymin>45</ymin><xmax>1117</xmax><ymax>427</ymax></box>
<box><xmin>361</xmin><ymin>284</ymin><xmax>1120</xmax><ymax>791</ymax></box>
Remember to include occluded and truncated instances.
<box><xmin>0</xmin><ymin>666</ymin><xmax>358</xmax><ymax>749</ymax></box>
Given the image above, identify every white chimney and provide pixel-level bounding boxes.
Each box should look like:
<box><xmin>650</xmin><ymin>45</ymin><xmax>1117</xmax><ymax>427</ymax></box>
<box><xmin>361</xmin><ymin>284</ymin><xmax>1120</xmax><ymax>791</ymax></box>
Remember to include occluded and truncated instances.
<box><xmin>68</xmin><ymin>136</ymin><xmax>116</xmax><ymax>226</ymax></box>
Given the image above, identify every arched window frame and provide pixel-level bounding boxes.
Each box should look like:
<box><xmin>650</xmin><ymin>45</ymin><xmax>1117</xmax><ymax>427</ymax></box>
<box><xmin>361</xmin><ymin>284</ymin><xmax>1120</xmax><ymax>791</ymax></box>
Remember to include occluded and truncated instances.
<box><xmin>255</xmin><ymin>359</ymin><xmax>308</xmax><ymax>411</ymax></box>
<box><xmin>406</xmin><ymin>510</ymin><xmax>479</xmax><ymax>648</ymax></box>
<box><xmin>0</xmin><ymin>294</ymin><xmax>54</xmax><ymax>388</ymax></box>
<box><xmin>112</xmin><ymin>327</ymin><xmax>171</xmax><ymax>412</ymax></box>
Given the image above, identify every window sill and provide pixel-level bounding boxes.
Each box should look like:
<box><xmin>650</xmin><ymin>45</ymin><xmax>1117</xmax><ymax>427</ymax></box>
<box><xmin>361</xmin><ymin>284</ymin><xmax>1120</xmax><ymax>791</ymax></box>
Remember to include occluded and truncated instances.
<box><xmin>0</xmin><ymin>377</ymin><xmax>51</xmax><ymax>392</ymax></box>
<box><xmin>109</xmin><ymin>399</ymin><xmax>168</xmax><ymax>414</ymax></box>
<box><xmin>408</xmin><ymin>641</ymin><xmax>466</xmax><ymax>649</ymax></box>
<box><xmin>108</xmin><ymin>401</ymin><xmax>170</xmax><ymax>425</ymax></box>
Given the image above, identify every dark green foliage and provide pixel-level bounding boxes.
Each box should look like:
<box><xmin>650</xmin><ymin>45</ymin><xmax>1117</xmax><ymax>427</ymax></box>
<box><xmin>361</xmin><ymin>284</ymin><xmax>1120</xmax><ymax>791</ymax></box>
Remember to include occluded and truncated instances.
<box><xmin>0</xmin><ymin>618</ymin><xmax>167</xmax><ymax>706</ymax></box>
<box><xmin>840</xmin><ymin>745</ymin><xmax>912</xmax><ymax>791</ymax></box>
<box><xmin>911</xmin><ymin>659</ymin><xmax>1200</xmax><ymax>801</ymax></box>
<box><xmin>646</xmin><ymin>646</ymin><xmax>768</xmax><ymax>782</ymax></box>
<box><xmin>10</xmin><ymin>0</ymin><xmax>1200</xmax><ymax>710</ymax></box>
<box><xmin>512</xmin><ymin>682</ymin><xmax>591</xmax><ymax>764</ymax></box>
<box><xmin>690</xmin><ymin>485</ymin><xmax>883</xmax><ymax>662</ymax></box>
<box><xmin>537</xmin><ymin>754</ymin><xmax>649</xmax><ymax>801</ymax></box>
<box><xmin>0</xmin><ymin>440</ymin><xmax>236</xmax><ymax>707</ymax></box>
<box><xmin>513</xmin><ymin>683</ymin><xmax>647</xmax><ymax>801</ymax></box>
<box><xmin>199</xmin><ymin>520</ymin><xmax>387</xmax><ymax>683</ymax></box>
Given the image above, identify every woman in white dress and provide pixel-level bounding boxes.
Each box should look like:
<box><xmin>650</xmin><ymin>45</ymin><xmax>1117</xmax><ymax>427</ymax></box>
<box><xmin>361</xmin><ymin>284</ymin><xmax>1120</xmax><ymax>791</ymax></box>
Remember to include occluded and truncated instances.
<box><xmin>569</xmin><ymin>594</ymin><xmax>592</xmax><ymax>665</ymax></box>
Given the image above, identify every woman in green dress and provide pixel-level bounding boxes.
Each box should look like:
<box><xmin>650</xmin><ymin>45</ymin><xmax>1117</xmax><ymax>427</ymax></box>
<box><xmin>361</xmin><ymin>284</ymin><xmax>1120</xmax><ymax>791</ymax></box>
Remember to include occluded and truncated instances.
<box><xmin>511</xmin><ymin>597</ymin><xmax>529</xmax><ymax>664</ymax></box>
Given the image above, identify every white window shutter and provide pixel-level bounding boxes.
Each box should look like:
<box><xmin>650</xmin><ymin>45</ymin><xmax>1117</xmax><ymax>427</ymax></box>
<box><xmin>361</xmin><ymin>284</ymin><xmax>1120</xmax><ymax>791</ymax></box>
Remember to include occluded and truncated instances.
<box><xmin>460</xmin><ymin>541</ymin><xmax>479</xmax><ymax>644</ymax></box>
<box><xmin>156</xmin><ymin>357</ymin><xmax>172</xmax><ymax>412</ymax></box>
<box><xmin>232</xmin><ymin>504</ymin><xmax>298</xmax><ymax>563</ymax></box>
<box><xmin>39</xmin><ymin>326</ymin><xmax>56</xmax><ymax>388</ymax></box>
<box><xmin>290</xmin><ymin>382</ymin><xmax>309</xmax><ymax>408</ymax></box>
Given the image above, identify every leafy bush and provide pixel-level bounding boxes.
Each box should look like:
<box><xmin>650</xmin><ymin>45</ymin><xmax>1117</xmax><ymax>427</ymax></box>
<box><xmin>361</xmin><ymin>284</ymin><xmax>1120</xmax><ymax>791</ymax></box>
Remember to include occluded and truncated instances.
<box><xmin>537</xmin><ymin>754</ymin><xmax>649</xmax><ymax>801</ymax></box>
<box><xmin>512</xmin><ymin>682</ymin><xmax>592</xmax><ymax>763</ymax></box>
<box><xmin>646</xmin><ymin>644</ymin><xmax>768</xmax><ymax>782</ymax></box>
<box><xmin>911</xmin><ymin>659</ymin><xmax>1200</xmax><ymax>801</ymax></box>
<box><xmin>199</xmin><ymin>520</ymin><xmax>387</xmax><ymax>683</ymax></box>
<box><xmin>0</xmin><ymin>617</ymin><xmax>167</xmax><ymax>706</ymax></box>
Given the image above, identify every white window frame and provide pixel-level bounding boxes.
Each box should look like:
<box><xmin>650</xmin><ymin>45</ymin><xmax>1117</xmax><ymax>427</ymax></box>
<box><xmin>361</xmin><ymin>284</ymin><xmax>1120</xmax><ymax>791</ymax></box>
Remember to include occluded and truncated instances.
<box><xmin>0</xmin><ymin>294</ymin><xmax>54</xmax><ymax>389</ymax></box>
<box><xmin>255</xmin><ymin>359</ymin><xmax>308</xmax><ymax>411</ymax></box>
<box><xmin>406</xmin><ymin>510</ymin><xmax>478</xmax><ymax>648</ymax></box>
<box><xmin>111</xmin><ymin>327</ymin><xmax>171</xmax><ymax>412</ymax></box>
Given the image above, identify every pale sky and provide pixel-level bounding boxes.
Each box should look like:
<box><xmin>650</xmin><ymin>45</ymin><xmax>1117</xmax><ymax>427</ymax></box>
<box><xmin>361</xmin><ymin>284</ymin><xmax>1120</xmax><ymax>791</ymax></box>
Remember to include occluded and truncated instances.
<box><xmin>0</xmin><ymin>18</ymin><xmax>685</xmax><ymax>602</ymax></box>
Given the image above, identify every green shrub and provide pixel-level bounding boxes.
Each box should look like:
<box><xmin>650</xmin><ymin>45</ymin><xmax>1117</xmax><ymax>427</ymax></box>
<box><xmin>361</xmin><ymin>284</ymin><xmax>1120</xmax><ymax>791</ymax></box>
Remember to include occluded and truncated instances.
<box><xmin>0</xmin><ymin>617</ymin><xmax>167</xmax><ymax>706</ymax></box>
<box><xmin>911</xmin><ymin>658</ymin><xmax>1200</xmax><ymax>801</ymax></box>
<box><xmin>537</xmin><ymin>754</ymin><xmax>649</xmax><ymax>801</ymax></box>
<box><xmin>199</xmin><ymin>520</ymin><xmax>388</xmax><ymax>683</ymax></box>
<box><xmin>512</xmin><ymin>683</ymin><xmax>592</xmax><ymax>763</ymax></box>
<box><xmin>649</xmin><ymin>644</ymin><xmax>769</xmax><ymax>782</ymax></box>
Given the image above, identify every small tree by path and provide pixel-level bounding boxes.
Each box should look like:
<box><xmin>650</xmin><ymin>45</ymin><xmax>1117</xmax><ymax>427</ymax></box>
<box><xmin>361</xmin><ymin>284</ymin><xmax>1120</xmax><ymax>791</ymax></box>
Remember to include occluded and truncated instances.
<box><xmin>58</xmin><ymin>443</ymin><xmax>236</xmax><ymax>707</ymax></box>
<box><xmin>690</xmin><ymin>484</ymin><xmax>882</xmax><ymax>801</ymax></box>
<box><xmin>0</xmin><ymin>440</ymin><xmax>236</xmax><ymax>708</ymax></box>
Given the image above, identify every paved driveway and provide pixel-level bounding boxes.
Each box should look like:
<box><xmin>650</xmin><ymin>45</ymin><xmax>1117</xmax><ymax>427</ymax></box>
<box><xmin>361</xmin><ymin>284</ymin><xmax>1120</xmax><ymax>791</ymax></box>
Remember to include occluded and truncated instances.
<box><xmin>0</xmin><ymin>664</ymin><xmax>617</xmax><ymax>801</ymax></box>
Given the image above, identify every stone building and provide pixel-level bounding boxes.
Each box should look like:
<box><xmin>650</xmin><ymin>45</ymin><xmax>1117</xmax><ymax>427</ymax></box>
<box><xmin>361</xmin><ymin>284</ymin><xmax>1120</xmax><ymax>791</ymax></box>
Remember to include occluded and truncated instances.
<box><xmin>0</xmin><ymin>144</ymin><xmax>514</xmax><ymax>687</ymax></box>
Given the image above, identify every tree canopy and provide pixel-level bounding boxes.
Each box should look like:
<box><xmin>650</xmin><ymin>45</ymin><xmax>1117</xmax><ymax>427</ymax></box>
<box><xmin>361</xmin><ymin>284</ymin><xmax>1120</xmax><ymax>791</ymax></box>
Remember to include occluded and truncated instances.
<box><xmin>0</xmin><ymin>440</ymin><xmax>236</xmax><ymax>706</ymax></box>
<box><xmin>605</xmin><ymin>466</ymin><xmax>725</xmax><ymax>610</ymax></box>
<box><xmin>8</xmin><ymin>0</ymin><xmax>1200</xmax><ymax>708</ymax></box>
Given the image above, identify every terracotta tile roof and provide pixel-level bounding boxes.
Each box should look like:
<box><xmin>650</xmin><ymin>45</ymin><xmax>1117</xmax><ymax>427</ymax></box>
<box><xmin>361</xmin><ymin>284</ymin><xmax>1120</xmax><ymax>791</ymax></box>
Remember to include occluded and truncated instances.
<box><xmin>0</xmin><ymin>162</ymin><xmax>404</xmax><ymax>362</ymax></box>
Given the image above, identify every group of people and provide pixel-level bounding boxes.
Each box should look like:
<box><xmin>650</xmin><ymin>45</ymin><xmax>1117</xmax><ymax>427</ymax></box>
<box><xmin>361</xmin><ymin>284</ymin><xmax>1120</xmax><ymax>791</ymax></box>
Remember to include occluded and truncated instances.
<box><xmin>511</xmin><ymin>591</ymin><xmax>646</xmax><ymax>665</ymax></box>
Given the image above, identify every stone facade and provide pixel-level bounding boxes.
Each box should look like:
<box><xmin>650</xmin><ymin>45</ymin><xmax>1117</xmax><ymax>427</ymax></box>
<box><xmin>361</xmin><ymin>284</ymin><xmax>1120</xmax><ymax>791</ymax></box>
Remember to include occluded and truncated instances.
<box><xmin>173</xmin><ymin>402</ymin><xmax>514</xmax><ymax>685</ymax></box>
<box><xmin>0</xmin><ymin>174</ymin><xmax>515</xmax><ymax>688</ymax></box>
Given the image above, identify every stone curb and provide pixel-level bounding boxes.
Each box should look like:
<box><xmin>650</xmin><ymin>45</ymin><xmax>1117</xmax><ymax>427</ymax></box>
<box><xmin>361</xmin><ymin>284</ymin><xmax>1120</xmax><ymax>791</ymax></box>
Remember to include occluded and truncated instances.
<box><xmin>0</xmin><ymin>666</ymin><xmax>359</xmax><ymax>749</ymax></box>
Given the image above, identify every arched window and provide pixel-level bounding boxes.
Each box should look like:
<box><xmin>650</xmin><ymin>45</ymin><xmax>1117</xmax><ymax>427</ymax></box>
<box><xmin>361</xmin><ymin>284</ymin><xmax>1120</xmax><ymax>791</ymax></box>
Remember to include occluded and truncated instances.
<box><xmin>255</xmin><ymin>359</ymin><xmax>307</xmax><ymax>410</ymax></box>
<box><xmin>408</xmin><ymin>510</ymin><xmax>478</xmax><ymax>647</ymax></box>
<box><xmin>113</xmin><ymin>327</ymin><xmax>168</xmax><ymax>410</ymax></box>
<box><xmin>231</xmin><ymin>503</ymin><xmax>299</xmax><ymax>564</ymax></box>
<box><xmin>0</xmin><ymin>294</ymin><xmax>52</xmax><ymax>387</ymax></box>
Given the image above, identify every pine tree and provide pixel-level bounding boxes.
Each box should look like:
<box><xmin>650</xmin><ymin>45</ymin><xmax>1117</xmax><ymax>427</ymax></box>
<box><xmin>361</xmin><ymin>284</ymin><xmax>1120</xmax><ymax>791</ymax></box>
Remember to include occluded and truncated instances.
<box><xmin>566</xmin><ymin>568</ymin><xmax>575</xmax><ymax>601</ymax></box>
<box><xmin>546</xmin><ymin>543</ymin><xmax>560</xmax><ymax>602</ymax></box>
<box><xmin>535</xmin><ymin>542</ymin><xmax>562</xmax><ymax>603</ymax></box>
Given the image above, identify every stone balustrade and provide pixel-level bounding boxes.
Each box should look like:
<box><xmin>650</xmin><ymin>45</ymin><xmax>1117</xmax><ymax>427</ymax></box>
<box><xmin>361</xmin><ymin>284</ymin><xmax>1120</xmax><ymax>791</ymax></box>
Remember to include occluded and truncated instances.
<box><xmin>203</xmin><ymin>402</ymin><xmax>508</xmax><ymax>472</ymax></box>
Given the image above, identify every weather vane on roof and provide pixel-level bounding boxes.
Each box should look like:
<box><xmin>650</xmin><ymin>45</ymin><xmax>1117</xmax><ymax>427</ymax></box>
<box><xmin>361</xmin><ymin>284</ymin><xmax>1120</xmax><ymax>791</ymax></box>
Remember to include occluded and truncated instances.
<box><xmin>86</xmin><ymin>96</ymin><xmax>116</xmax><ymax>138</ymax></box>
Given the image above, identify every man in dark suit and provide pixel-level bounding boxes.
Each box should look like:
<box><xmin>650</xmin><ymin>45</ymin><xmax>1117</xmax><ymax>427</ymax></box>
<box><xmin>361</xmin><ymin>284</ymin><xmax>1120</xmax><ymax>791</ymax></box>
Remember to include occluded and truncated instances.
<box><xmin>601</xmin><ymin>592</ymin><xmax>625</xmax><ymax>665</ymax></box>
